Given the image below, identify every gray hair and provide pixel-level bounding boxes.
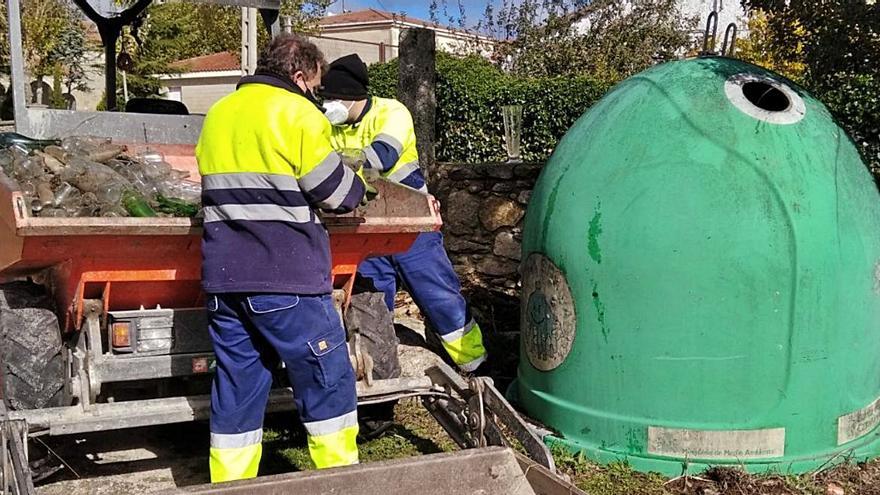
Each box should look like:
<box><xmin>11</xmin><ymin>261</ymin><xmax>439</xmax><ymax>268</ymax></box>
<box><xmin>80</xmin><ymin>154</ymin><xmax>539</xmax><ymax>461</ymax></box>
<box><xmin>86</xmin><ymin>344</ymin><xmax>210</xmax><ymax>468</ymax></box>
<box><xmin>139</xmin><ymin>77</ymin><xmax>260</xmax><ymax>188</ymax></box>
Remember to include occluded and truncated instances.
<box><xmin>257</xmin><ymin>34</ymin><xmax>327</xmax><ymax>79</ymax></box>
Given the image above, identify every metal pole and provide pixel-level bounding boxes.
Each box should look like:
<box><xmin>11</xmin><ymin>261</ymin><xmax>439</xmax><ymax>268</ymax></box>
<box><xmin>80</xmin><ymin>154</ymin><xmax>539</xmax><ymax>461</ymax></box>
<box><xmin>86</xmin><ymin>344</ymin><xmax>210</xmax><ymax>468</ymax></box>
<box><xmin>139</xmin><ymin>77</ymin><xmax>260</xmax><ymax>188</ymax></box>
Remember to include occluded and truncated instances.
<box><xmin>100</xmin><ymin>25</ymin><xmax>119</xmax><ymax>111</ymax></box>
<box><xmin>122</xmin><ymin>71</ymin><xmax>129</xmax><ymax>104</ymax></box>
<box><xmin>241</xmin><ymin>7</ymin><xmax>248</xmax><ymax>75</ymax></box>
<box><xmin>247</xmin><ymin>8</ymin><xmax>258</xmax><ymax>73</ymax></box>
<box><xmin>7</xmin><ymin>0</ymin><xmax>28</xmax><ymax>129</ymax></box>
<box><xmin>2</xmin><ymin>423</ymin><xmax>8</xmax><ymax>495</ymax></box>
<box><xmin>241</xmin><ymin>7</ymin><xmax>259</xmax><ymax>75</ymax></box>
<box><xmin>261</xmin><ymin>8</ymin><xmax>280</xmax><ymax>37</ymax></box>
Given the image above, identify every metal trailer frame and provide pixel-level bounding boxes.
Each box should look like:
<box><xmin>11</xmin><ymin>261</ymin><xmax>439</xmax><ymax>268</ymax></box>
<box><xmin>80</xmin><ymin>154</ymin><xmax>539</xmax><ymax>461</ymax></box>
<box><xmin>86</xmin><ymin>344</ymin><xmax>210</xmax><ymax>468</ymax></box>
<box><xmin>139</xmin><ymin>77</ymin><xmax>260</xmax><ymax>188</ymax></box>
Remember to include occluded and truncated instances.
<box><xmin>1</xmin><ymin>0</ymin><xmax>569</xmax><ymax>491</ymax></box>
<box><xmin>161</xmin><ymin>447</ymin><xmax>579</xmax><ymax>495</ymax></box>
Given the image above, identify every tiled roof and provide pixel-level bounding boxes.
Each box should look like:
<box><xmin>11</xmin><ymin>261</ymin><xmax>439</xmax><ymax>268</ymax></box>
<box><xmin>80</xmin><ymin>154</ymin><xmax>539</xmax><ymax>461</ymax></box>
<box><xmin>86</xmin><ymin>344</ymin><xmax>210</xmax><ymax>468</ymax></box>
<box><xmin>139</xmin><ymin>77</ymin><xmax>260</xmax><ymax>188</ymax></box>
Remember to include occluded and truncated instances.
<box><xmin>170</xmin><ymin>51</ymin><xmax>240</xmax><ymax>72</ymax></box>
<box><xmin>319</xmin><ymin>8</ymin><xmax>435</xmax><ymax>28</ymax></box>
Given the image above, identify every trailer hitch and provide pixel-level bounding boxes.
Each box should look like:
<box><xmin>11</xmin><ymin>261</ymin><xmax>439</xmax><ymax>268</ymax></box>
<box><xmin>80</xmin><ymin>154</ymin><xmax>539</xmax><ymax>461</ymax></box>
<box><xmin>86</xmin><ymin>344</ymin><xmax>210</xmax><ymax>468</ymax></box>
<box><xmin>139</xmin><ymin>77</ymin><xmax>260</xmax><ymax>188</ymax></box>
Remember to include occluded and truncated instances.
<box><xmin>421</xmin><ymin>364</ymin><xmax>556</xmax><ymax>473</ymax></box>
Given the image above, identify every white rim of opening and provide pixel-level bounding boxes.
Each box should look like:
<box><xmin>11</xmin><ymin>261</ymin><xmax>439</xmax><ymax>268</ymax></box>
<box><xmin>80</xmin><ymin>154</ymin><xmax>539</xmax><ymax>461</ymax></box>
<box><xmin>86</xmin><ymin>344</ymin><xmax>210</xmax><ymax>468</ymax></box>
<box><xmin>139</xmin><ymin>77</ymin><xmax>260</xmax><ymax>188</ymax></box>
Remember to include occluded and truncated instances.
<box><xmin>724</xmin><ymin>73</ymin><xmax>806</xmax><ymax>125</ymax></box>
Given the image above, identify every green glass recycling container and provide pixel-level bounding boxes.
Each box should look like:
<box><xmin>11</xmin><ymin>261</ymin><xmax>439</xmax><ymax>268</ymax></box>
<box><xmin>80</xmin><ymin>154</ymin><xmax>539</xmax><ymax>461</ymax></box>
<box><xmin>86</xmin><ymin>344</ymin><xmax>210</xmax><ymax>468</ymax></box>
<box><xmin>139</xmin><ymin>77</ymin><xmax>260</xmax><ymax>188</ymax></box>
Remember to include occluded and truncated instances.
<box><xmin>518</xmin><ymin>56</ymin><xmax>880</xmax><ymax>475</ymax></box>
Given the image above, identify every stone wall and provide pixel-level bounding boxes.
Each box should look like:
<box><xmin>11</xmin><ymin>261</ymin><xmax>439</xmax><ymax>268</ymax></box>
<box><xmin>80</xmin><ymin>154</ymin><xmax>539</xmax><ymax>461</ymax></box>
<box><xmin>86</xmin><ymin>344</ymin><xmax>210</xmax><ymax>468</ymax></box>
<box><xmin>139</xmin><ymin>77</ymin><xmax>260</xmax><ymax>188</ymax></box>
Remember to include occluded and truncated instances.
<box><xmin>431</xmin><ymin>162</ymin><xmax>543</xmax><ymax>344</ymax></box>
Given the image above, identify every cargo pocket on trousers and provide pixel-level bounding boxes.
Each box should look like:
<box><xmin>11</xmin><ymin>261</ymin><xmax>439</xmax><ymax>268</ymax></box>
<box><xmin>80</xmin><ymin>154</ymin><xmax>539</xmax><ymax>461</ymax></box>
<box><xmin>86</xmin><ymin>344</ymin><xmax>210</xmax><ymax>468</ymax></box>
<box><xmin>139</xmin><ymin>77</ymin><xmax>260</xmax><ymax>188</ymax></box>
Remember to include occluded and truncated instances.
<box><xmin>308</xmin><ymin>330</ymin><xmax>349</xmax><ymax>389</ymax></box>
<box><xmin>246</xmin><ymin>294</ymin><xmax>300</xmax><ymax>314</ymax></box>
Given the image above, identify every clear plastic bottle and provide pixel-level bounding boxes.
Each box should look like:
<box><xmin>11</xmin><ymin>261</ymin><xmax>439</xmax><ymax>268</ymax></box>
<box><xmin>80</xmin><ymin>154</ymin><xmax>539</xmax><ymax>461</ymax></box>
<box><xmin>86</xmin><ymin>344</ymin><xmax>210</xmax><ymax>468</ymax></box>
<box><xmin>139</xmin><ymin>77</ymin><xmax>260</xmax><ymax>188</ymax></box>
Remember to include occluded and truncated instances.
<box><xmin>36</xmin><ymin>181</ymin><xmax>55</xmax><ymax>207</ymax></box>
<box><xmin>13</xmin><ymin>156</ymin><xmax>45</xmax><ymax>180</ymax></box>
<box><xmin>74</xmin><ymin>205</ymin><xmax>96</xmax><ymax>217</ymax></box>
<box><xmin>141</xmin><ymin>160</ymin><xmax>173</xmax><ymax>181</ymax></box>
<box><xmin>52</xmin><ymin>182</ymin><xmax>82</xmax><ymax>209</ymax></box>
<box><xmin>95</xmin><ymin>181</ymin><xmax>126</xmax><ymax>206</ymax></box>
<box><xmin>0</xmin><ymin>149</ymin><xmax>13</xmax><ymax>175</ymax></box>
<box><xmin>18</xmin><ymin>180</ymin><xmax>37</xmax><ymax>197</ymax></box>
<box><xmin>30</xmin><ymin>198</ymin><xmax>43</xmax><ymax>214</ymax></box>
<box><xmin>136</xmin><ymin>149</ymin><xmax>165</xmax><ymax>164</ymax></box>
<box><xmin>60</xmin><ymin>136</ymin><xmax>110</xmax><ymax>156</ymax></box>
<box><xmin>100</xmin><ymin>205</ymin><xmax>129</xmax><ymax>217</ymax></box>
<box><xmin>61</xmin><ymin>157</ymin><xmax>131</xmax><ymax>194</ymax></box>
<box><xmin>158</xmin><ymin>179</ymin><xmax>202</xmax><ymax>203</ymax></box>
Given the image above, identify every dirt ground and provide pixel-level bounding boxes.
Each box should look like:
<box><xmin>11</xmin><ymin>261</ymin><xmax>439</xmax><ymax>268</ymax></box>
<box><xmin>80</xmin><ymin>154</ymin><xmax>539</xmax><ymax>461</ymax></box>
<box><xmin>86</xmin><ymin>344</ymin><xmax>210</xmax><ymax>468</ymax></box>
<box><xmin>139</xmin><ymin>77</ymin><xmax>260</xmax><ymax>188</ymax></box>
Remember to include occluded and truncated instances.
<box><xmin>29</xmin><ymin>314</ymin><xmax>880</xmax><ymax>494</ymax></box>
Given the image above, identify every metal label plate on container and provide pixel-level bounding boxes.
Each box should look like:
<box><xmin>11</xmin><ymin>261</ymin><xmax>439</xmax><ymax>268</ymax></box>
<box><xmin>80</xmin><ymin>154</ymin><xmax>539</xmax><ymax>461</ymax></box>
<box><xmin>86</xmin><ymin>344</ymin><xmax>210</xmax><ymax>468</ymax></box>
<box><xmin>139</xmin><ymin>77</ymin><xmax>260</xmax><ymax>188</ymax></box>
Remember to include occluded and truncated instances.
<box><xmin>647</xmin><ymin>426</ymin><xmax>785</xmax><ymax>460</ymax></box>
<box><xmin>521</xmin><ymin>253</ymin><xmax>577</xmax><ymax>371</ymax></box>
<box><xmin>838</xmin><ymin>396</ymin><xmax>880</xmax><ymax>445</ymax></box>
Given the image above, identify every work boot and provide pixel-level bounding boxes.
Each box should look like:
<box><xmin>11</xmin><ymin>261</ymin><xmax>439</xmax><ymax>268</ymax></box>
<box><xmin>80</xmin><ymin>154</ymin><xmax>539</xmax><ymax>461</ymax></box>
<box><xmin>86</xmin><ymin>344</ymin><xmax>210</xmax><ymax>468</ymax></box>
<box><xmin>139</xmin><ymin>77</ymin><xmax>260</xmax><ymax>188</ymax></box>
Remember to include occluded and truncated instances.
<box><xmin>466</xmin><ymin>357</ymin><xmax>493</xmax><ymax>377</ymax></box>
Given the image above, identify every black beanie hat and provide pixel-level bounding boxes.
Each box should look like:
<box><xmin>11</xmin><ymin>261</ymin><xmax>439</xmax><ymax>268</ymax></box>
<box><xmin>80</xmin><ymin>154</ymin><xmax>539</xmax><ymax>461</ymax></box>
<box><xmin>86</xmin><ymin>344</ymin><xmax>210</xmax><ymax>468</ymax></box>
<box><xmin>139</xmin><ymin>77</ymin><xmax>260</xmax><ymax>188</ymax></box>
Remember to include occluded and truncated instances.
<box><xmin>320</xmin><ymin>54</ymin><xmax>369</xmax><ymax>100</ymax></box>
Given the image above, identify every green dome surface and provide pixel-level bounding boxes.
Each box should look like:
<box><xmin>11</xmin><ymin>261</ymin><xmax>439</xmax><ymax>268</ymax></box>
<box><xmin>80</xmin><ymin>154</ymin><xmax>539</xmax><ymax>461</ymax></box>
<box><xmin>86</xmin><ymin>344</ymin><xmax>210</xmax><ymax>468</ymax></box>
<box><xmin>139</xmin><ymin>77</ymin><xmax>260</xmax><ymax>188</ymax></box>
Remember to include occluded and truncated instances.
<box><xmin>518</xmin><ymin>57</ymin><xmax>880</xmax><ymax>475</ymax></box>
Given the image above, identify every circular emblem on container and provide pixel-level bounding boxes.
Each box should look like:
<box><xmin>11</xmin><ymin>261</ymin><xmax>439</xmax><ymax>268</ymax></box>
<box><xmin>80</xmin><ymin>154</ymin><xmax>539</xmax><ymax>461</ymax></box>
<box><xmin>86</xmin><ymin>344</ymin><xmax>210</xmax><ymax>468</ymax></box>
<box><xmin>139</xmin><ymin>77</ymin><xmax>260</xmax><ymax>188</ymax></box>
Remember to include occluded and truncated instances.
<box><xmin>724</xmin><ymin>73</ymin><xmax>806</xmax><ymax>125</ymax></box>
<box><xmin>521</xmin><ymin>253</ymin><xmax>577</xmax><ymax>371</ymax></box>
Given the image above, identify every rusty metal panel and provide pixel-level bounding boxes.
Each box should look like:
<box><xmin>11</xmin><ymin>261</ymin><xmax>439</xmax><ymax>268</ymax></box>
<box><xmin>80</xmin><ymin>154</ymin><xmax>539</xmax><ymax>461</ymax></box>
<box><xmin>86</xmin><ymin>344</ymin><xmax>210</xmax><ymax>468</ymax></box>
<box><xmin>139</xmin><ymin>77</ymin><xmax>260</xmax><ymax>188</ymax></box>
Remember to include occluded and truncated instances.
<box><xmin>514</xmin><ymin>451</ymin><xmax>587</xmax><ymax>495</ymax></box>
<box><xmin>162</xmin><ymin>447</ymin><xmax>536</xmax><ymax>495</ymax></box>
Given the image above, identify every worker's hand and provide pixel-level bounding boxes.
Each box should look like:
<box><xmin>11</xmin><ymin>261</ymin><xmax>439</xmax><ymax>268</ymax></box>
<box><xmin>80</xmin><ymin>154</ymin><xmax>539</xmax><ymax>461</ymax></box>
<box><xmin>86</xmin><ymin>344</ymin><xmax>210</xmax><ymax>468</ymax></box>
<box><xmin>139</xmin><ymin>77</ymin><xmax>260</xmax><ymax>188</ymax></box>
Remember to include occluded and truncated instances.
<box><xmin>360</xmin><ymin>181</ymin><xmax>379</xmax><ymax>207</ymax></box>
<box><xmin>354</xmin><ymin>166</ymin><xmax>378</xmax><ymax>207</ymax></box>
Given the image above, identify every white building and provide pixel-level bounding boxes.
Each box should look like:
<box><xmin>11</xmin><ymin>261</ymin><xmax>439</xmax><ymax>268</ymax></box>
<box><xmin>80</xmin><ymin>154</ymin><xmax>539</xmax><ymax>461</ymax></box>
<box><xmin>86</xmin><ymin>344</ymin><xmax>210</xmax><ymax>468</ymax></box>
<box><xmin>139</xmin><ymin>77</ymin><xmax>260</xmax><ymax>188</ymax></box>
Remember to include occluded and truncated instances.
<box><xmin>158</xmin><ymin>8</ymin><xmax>498</xmax><ymax>115</ymax></box>
<box><xmin>312</xmin><ymin>8</ymin><xmax>496</xmax><ymax>65</ymax></box>
<box><xmin>679</xmin><ymin>0</ymin><xmax>748</xmax><ymax>34</ymax></box>
<box><xmin>159</xmin><ymin>52</ymin><xmax>240</xmax><ymax>115</ymax></box>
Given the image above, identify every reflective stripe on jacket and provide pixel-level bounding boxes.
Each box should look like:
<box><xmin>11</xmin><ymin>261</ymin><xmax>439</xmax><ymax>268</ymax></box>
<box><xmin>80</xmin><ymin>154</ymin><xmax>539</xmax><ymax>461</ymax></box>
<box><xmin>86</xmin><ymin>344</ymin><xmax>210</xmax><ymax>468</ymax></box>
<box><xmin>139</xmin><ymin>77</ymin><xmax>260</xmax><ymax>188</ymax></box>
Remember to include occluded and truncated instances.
<box><xmin>330</xmin><ymin>97</ymin><xmax>427</xmax><ymax>193</ymax></box>
<box><xmin>197</xmin><ymin>72</ymin><xmax>365</xmax><ymax>294</ymax></box>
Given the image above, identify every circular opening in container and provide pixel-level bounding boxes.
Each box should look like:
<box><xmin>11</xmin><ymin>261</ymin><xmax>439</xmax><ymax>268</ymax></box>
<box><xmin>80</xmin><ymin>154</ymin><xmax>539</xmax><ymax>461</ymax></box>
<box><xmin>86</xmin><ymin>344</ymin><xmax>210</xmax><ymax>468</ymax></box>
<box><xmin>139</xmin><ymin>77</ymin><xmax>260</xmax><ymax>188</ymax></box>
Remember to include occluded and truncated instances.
<box><xmin>742</xmin><ymin>81</ymin><xmax>790</xmax><ymax>112</ymax></box>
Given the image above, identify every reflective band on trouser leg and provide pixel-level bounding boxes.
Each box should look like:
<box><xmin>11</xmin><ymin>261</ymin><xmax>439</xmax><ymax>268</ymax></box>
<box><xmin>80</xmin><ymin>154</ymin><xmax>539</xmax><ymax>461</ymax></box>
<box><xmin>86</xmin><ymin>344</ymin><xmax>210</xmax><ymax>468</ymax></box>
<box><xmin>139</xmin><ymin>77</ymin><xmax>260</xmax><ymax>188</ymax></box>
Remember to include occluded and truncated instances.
<box><xmin>440</xmin><ymin>319</ymin><xmax>488</xmax><ymax>372</ymax></box>
<box><xmin>209</xmin><ymin>429</ymin><xmax>263</xmax><ymax>483</ymax></box>
<box><xmin>303</xmin><ymin>410</ymin><xmax>359</xmax><ymax>468</ymax></box>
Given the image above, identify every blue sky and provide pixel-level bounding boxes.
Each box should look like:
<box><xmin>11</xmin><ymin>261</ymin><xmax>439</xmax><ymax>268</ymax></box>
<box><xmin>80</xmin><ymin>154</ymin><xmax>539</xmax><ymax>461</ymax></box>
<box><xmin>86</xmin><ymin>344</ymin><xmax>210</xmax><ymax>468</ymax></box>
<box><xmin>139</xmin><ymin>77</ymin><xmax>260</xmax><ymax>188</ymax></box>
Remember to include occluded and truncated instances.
<box><xmin>326</xmin><ymin>0</ymin><xmax>497</xmax><ymax>27</ymax></box>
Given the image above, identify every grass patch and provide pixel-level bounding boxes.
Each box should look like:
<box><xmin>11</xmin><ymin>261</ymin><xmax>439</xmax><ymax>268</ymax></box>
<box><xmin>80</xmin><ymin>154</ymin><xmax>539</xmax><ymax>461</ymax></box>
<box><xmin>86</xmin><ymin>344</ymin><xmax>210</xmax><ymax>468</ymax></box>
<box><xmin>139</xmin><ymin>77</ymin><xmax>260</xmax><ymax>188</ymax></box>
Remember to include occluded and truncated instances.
<box><xmin>260</xmin><ymin>399</ymin><xmax>454</xmax><ymax>474</ymax></box>
<box><xmin>548</xmin><ymin>443</ymin><xmax>880</xmax><ymax>495</ymax></box>
<box><xmin>551</xmin><ymin>445</ymin><xmax>667</xmax><ymax>495</ymax></box>
<box><xmin>257</xmin><ymin>397</ymin><xmax>880</xmax><ymax>495</ymax></box>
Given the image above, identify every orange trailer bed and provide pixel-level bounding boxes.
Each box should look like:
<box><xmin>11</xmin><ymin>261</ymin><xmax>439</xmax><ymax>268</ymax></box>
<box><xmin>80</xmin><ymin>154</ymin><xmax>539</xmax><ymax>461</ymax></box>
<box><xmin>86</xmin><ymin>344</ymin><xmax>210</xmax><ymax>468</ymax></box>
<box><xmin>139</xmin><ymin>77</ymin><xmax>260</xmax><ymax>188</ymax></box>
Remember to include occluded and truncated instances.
<box><xmin>0</xmin><ymin>144</ymin><xmax>442</xmax><ymax>332</ymax></box>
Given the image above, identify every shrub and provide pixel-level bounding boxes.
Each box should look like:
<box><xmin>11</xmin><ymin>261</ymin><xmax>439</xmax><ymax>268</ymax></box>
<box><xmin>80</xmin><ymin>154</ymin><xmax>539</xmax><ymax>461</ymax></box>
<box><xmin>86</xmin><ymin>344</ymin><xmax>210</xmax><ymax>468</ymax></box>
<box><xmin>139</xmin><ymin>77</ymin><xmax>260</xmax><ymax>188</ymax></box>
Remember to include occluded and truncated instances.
<box><xmin>369</xmin><ymin>53</ymin><xmax>610</xmax><ymax>163</ymax></box>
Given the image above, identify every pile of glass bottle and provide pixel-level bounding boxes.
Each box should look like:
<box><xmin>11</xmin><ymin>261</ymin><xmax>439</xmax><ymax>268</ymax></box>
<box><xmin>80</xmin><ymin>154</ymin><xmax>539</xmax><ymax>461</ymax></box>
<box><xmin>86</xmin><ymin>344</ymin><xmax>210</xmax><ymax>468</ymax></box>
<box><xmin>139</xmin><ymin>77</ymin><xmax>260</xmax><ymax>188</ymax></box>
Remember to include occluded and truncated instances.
<box><xmin>0</xmin><ymin>133</ymin><xmax>201</xmax><ymax>218</ymax></box>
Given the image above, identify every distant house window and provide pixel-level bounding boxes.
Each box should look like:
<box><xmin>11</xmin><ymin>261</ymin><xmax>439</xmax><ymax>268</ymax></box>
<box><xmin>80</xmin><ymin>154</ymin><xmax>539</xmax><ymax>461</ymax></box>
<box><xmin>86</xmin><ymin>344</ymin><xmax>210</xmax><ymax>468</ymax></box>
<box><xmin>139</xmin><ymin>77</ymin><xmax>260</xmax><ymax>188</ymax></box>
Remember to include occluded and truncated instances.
<box><xmin>166</xmin><ymin>87</ymin><xmax>182</xmax><ymax>102</ymax></box>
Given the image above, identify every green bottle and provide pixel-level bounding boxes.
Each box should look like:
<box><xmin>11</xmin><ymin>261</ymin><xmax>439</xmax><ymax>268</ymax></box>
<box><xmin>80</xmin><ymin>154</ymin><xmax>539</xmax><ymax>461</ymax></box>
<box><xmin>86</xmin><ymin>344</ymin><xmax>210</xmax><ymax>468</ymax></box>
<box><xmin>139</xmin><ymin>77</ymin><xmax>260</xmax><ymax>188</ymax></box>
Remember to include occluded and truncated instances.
<box><xmin>156</xmin><ymin>194</ymin><xmax>199</xmax><ymax>217</ymax></box>
<box><xmin>122</xmin><ymin>190</ymin><xmax>157</xmax><ymax>217</ymax></box>
<box><xmin>0</xmin><ymin>132</ymin><xmax>61</xmax><ymax>152</ymax></box>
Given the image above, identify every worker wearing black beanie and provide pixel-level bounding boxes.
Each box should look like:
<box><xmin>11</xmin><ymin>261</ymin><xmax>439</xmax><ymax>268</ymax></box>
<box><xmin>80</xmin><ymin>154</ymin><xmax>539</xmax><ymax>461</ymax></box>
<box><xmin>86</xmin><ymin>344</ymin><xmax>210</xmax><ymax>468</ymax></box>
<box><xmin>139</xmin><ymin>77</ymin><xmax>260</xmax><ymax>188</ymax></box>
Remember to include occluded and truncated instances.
<box><xmin>320</xmin><ymin>54</ymin><xmax>369</xmax><ymax>101</ymax></box>
<box><xmin>322</xmin><ymin>53</ymin><xmax>490</xmax><ymax>394</ymax></box>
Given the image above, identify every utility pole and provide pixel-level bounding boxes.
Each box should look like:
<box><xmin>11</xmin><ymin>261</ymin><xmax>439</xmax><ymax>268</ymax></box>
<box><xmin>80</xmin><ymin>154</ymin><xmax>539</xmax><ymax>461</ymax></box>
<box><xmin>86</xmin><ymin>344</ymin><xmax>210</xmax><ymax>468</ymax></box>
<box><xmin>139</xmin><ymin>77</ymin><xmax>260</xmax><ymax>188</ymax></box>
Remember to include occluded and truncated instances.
<box><xmin>241</xmin><ymin>7</ymin><xmax>258</xmax><ymax>75</ymax></box>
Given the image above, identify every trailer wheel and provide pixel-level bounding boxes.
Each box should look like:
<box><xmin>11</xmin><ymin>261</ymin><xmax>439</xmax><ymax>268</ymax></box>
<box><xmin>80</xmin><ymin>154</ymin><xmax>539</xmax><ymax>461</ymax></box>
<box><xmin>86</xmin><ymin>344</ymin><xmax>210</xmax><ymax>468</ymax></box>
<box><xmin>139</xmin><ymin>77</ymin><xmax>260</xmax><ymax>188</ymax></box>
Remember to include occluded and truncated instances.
<box><xmin>344</xmin><ymin>291</ymin><xmax>401</xmax><ymax>380</ymax></box>
<box><xmin>0</xmin><ymin>282</ymin><xmax>65</xmax><ymax>410</ymax></box>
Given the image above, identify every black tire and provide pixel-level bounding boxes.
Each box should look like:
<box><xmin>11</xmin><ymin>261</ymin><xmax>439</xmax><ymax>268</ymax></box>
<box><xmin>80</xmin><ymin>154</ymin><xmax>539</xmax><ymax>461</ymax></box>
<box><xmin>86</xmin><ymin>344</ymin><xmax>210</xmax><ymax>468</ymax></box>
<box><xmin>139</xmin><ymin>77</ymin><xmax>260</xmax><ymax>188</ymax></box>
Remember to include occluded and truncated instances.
<box><xmin>344</xmin><ymin>291</ymin><xmax>401</xmax><ymax>380</ymax></box>
<box><xmin>0</xmin><ymin>282</ymin><xmax>65</xmax><ymax>410</ymax></box>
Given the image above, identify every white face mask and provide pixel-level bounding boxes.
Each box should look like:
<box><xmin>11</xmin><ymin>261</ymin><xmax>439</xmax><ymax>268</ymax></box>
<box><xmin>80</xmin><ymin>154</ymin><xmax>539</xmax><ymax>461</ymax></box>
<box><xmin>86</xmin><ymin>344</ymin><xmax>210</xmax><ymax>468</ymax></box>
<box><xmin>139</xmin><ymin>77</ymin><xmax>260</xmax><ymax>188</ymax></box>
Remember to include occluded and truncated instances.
<box><xmin>322</xmin><ymin>100</ymin><xmax>354</xmax><ymax>125</ymax></box>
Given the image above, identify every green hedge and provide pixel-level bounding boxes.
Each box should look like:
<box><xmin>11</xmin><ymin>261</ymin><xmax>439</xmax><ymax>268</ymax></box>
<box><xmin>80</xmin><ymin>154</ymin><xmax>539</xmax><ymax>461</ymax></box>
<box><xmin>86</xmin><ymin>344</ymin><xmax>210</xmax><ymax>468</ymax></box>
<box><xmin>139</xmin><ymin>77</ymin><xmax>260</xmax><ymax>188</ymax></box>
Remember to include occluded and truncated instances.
<box><xmin>370</xmin><ymin>54</ymin><xmax>879</xmax><ymax>177</ymax></box>
<box><xmin>813</xmin><ymin>72</ymin><xmax>880</xmax><ymax>177</ymax></box>
<box><xmin>368</xmin><ymin>53</ymin><xmax>610</xmax><ymax>163</ymax></box>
